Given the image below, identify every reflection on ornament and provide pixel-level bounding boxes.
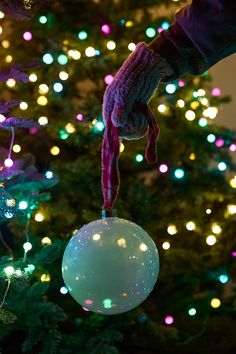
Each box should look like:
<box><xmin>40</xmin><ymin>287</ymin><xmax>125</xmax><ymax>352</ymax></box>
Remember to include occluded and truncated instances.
<box><xmin>62</xmin><ymin>217</ymin><xmax>159</xmax><ymax>315</ymax></box>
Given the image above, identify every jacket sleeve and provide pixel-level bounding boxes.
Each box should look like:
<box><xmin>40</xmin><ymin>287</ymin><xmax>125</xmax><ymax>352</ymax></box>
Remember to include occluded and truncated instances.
<box><xmin>149</xmin><ymin>0</ymin><xmax>236</xmax><ymax>82</ymax></box>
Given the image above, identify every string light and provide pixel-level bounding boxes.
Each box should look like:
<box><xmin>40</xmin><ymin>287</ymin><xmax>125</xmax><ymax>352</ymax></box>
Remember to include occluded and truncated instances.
<box><xmin>57</xmin><ymin>54</ymin><xmax>68</xmax><ymax>65</ymax></box>
<box><xmin>227</xmin><ymin>204</ymin><xmax>236</xmax><ymax>215</ymax></box>
<box><xmin>35</xmin><ymin>213</ymin><xmax>44</xmax><ymax>222</ymax></box>
<box><xmin>229</xmin><ymin>176</ymin><xmax>236</xmax><ymax>188</ymax></box>
<box><xmin>39</xmin><ymin>15</ymin><xmax>47</xmax><ymax>24</ymax></box>
<box><xmin>186</xmin><ymin>221</ymin><xmax>196</xmax><ymax>231</ymax></box>
<box><xmin>6</xmin><ymin>79</ymin><xmax>16</xmax><ymax>88</ymax></box>
<box><xmin>167</xmin><ymin>225</ymin><xmax>177</xmax><ymax>235</ymax></box>
<box><xmin>164</xmin><ymin>315</ymin><xmax>174</xmax><ymax>325</ymax></box>
<box><xmin>218</xmin><ymin>162</ymin><xmax>227</xmax><ymax>171</ymax></box>
<box><xmin>188</xmin><ymin>308</ymin><xmax>196</xmax><ymax>316</ymax></box>
<box><xmin>229</xmin><ymin>144</ymin><xmax>236</xmax><ymax>152</ymax></box>
<box><xmin>85</xmin><ymin>46</ymin><xmax>96</xmax><ymax>57</ymax></box>
<box><xmin>29</xmin><ymin>73</ymin><xmax>37</xmax><ymax>82</ymax></box>
<box><xmin>41</xmin><ymin>237</ymin><xmax>52</xmax><ymax>245</ymax></box>
<box><xmin>174</xmin><ymin>168</ymin><xmax>185</xmax><ymax>179</ymax></box>
<box><xmin>210</xmin><ymin>298</ymin><xmax>221</xmax><ymax>308</ymax></box>
<box><xmin>60</xmin><ymin>286</ymin><xmax>68</xmax><ymax>294</ymax></box>
<box><xmin>135</xmin><ymin>154</ymin><xmax>144</xmax><ymax>162</ymax></box>
<box><xmin>218</xmin><ymin>274</ymin><xmax>228</xmax><ymax>284</ymax></box>
<box><xmin>161</xmin><ymin>21</ymin><xmax>169</xmax><ymax>30</ymax></box>
<box><xmin>76</xmin><ymin>114</ymin><xmax>84</xmax><ymax>121</ymax></box>
<box><xmin>65</xmin><ymin>123</ymin><xmax>76</xmax><ymax>133</ymax></box>
<box><xmin>176</xmin><ymin>99</ymin><xmax>185</xmax><ymax>108</ymax></box>
<box><xmin>211</xmin><ymin>223</ymin><xmax>222</xmax><ymax>234</ymax></box>
<box><xmin>0</xmin><ymin>11</ymin><xmax>5</xmax><ymax>18</ymax></box>
<box><xmin>120</xmin><ymin>142</ymin><xmax>125</xmax><ymax>153</ymax></box>
<box><xmin>19</xmin><ymin>201</ymin><xmax>28</xmax><ymax>210</ymax></box>
<box><xmin>5</xmin><ymin>55</ymin><xmax>13</xmax><ymax>63</ymax></box>
<box><xmin>0</xmin><ymin>114</ymin><xmax>6</xmax><ymax>122</ymax></box>
<box><xmin>206</xmin><ymin>235</ymin><xmax>217</xmax><ymax>246</ymax></box>
<box><xmin>59</xmin><ymin>71</ymin><xmax>69</xmax><ymax>81</ymax></box>
<box><xmin>162</xmin><ymin>241</ymin><xmax>170</xmax><ymax>250</ymax></box>
<box><xmin>41</xmin><ymin>274</ymin><xmax>51</xmax><ymax>282</ymax></box>
<box><xmin>45</xmin><ymin>171</ymin><xmax>53</xmax><ymax>179</ymax></box>
<box><xmin>185</xmin><ymin>110</ymin><xmax>196</xmax><ymax>121</ymax></box>
<box><xmin>166</xmin><ymin>84</ymin><xmax>176</xmax><ymax>94</ymax></box>
<box><xmin>78</xmin><ymin>30</ymin><xmax>88</xmax><ymax>40</ymax></box>
<box><xmin>207</xmin><ymin>134</ymin><xmax>216</xmax><ymax>143</ymax></box>
<box><xmin>19</xmin><ymin>102</ymin><xmax>28</xmax><ymax>110</ymax></box>
<box><xmin>39</xmin><ymin>84</ymin><xmax>49</xmax><ymax>94</ymax></box>
<box><xmin>146</xmin><ymin>27</ymin><xmax>156</xmax><ymax>38</ymax></box>
<box><xmin>13</xmin><ymin>144</ymin><xmax>21</xmax><ymax>153</ymax></box>
<box><xmin>104</xmin><ymin>74</ymin><xmax>114</xmax><ymax>85</ymax></box>
<box><xmin>158</xmin><ymin>104</ymin><xmax>167</xmax><ymax>113</ymax></box>
<box><xmin>2</xmin><ymin>40</ymin><xmax>10</xmax><ymax>49</ymax></box>
<box><xmin>206</xmin><ymin>208</ymin><xmax>212</xmax><ymax>214</ymax></box>
<box><xmin>23</xmin><ymin>242</ymin><xmax>32</xmax><ymax>252</ymax></box>
<box><xmin>38</xmin><ymin>116</ymin><xmax>48</xmax><ymax>125</ymax></box>
<box><xmin>189</xmin><ymin>153</ymin><xmax>196</xmax><ymax>160</ymax></box>
<box><xmin>216</xmin><ymin>138</ymin><xmax>225</xmax><ymax>147</ymax></box>
<box><xmin>198</xmin><ymin>118</ymin><xmax>208</xmax><ymax>127</ymax></box>
<box><xmin>128</xmin><ymin>43</ymin><xmax>136</xmax><ymax>51</ymax></box>
<box><xmin>53</xmin><ymin>82</ymin><xmax>63</xmax><ymax>92</ymax></box>
<box><xmin>106</xmin><ymin>40</ymin><xmax>116</xmax><ymax>50</ymax></box>
<box><xmin>4</xmin><ymin>159</ymin><xmax>13</xmax><ymax>167</ymax></box>
<box><xmin>23</xmin><ymin>32</ymin><xmax>32</xmax><ymax>41</ymax></box>
<box><xmin>4</xmin><ymin>266</ymin><xmax>14</xmax><ymax>276</ymax></box>
<box><xmin>159</xmin><ymin>164</ymin><xmax>168</xmax><ymax>173</ymax></box>
<box><xmin>37</xmin><ymin>96</ymin><xmax>48</xmax><ymax>106</ymax></box>
<box><xmin>125</xmin><ymin>20</ymin><xmax>133</xmax><ymax>27</ymax></box>
<box><xmin>50</xmin><ymin>146</ymin><xmax>60</xmax><ymax>156</ymax></box>
<box><xmin>101</xmin><ymin>24</ymin><xmax>111</xmax><ymax>35</ymax></box>
<box><xmin>42</xmin><ymin>53</ymin><xmax>54</xmax><ymax>64</ymax></box>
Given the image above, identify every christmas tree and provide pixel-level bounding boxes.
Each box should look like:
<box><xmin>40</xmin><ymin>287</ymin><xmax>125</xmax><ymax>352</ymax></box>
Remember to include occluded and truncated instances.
<box><xmin>0</xmin><ymin>1</ymin><xmax>236</xmax><ymax>353</ymax></box>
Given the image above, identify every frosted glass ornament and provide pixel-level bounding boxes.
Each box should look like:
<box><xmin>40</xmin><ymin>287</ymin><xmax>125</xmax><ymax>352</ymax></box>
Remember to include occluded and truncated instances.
<box><xmin>62</xmin><ymin>217</ymin><xmax>159</xmax><ymax>315</ymax></box>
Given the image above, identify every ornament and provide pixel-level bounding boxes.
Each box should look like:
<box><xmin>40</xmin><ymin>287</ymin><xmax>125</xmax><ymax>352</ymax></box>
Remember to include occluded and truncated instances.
<box><xmin>62</xmin><ymin>215</ymin><xmax>159</xmax><ymax>315</ymax></box>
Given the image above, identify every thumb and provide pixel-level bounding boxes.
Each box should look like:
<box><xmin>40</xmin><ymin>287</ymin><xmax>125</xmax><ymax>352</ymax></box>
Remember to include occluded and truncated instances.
<box><xmin>111</xmin><ymin>102</ymin><xmax>130</xmax><ymax>128</ymax></box>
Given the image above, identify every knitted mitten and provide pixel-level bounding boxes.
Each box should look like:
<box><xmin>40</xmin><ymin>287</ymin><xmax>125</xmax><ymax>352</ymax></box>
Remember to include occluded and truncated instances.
<box><xmin>103</xmin><ymin>42</ymin><xmax>173</xmax><ymax>140</ymax></box>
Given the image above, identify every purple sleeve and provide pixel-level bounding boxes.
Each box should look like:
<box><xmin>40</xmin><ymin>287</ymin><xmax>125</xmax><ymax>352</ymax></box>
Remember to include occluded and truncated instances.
<box><xmin>175</xmin><ymin>0</ymin><xmax>236</xmax><ymax>67</ymax></box>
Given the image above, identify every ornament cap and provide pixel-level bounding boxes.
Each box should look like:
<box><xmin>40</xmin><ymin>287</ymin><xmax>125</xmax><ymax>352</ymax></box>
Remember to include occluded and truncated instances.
<box><xmin>102</xmin><ymin>209</ymin><xmax>117</xmax><ymax>218</ymax></box>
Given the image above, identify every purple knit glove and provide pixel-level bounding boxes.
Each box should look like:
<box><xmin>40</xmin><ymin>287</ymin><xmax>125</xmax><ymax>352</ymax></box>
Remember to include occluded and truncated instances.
<box><xmin>103</xmin><ymin>42</ymin><xmax>173</xmax><ymax>139</ymax></box>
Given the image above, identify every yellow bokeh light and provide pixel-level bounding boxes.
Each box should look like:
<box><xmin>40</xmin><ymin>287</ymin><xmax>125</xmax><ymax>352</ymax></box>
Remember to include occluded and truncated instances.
<box><xmin>50</xmin><ymin>146</ymin><xmax>60</xmax><ymax>156</ymax></box>
<box><xmin>35</xmin><ymin>213</ymin><xmax>44</xmax><ymax>222</ymax></box>
<box><xmin>120</xmin><ymin>142</ymin><xmax>125</xmax><ymax>153</ymax></box>
<box><xmin>197</xmin><ymin>89</ymin><xmax>206</xmax><ymax>96</ymax></box>
<box><xmin>162</xmin><ymin>241</ymin><xmax>170</xmax><ymax>250</ymax></box>
<box><xmin>211</xmin><ymin>298</ymin><xmax>221</xmax><ymax>308</ymax></box>
<box><xmin>227</xmin><ymin>204</ymin><xmax>236</xmax><ymax>215</ymax></box>
<box><xmin>29</xmin><ymin>73</ymin><xmax>38</xmax><ymax>82</ymax></box>
<box><xmin>206</xmin><ymin>235</ymin><xmax>216</xmax><ymax>246</ymax></box>
<box><xmin>185</xmin><ymin>110</ymin><xmax>196</xmax><ymax>121</ymax></box>
<box><xmin>85</xmin><ymin>46</ymin><xmax>96</xmax><ymax>57</ymax></box>
<box><xmin>203</xmin><ymin>106</ymin><xmax>218</xmax><ymax>119</ymax></box>
<box><xmin>6</xmin><ymin>198</ymin><xmax>16</xmax><ymax>207</ymax></box>
<box><xmin>190</xmin><ymin>101</ymin><xmax>200</xmax><ymax>110</ymax></box>
<box><xmin>41</xmin><ymin>237</ymin><xmax>52</xmax><ymax>245</ymax></box>
<box><xmin>0</xmin><ymin>11</ymin><xmax>5</xmax><ymax>18</ymax></box>
<box><xmin>176</xmin><ymin>99</ymin><xmax>185</xmax><ymax>108</ymax></box>
<box><xmin>68</xmin><ymin>49</ymin><xmax>81</xmax><ymax>60</ymax></box>
<box><xmin>19</xmin><ymin>101</ymin><xmax>28</xmax><ymax>110</ymax></box>
<box><xmin>41</xmin><ymin>274</ymin><xmax>51</xmax><ymax>282</ymax></box>
<box><xmin>37</xmin><ymin>96</ymin><xmax>48</xmax><ymax>106</ymax></box>
<box><xmin>158</xmin><ymin>104</ymin><xmax>167</xmax><ymax>113</ymax></box>
<box><xmin>2</xmin><ymin>40</ymin><xmax>10</xmax><ymax>49</ymax></box>
<box><xmin>206</xmin><ymin>208</ymin><xmax>212</xmax><ymax>214</ymax></box>
<box><xmin>13</xmin><ymin>144</ymin><xmax>21</xmax><ymax>153</ymax></box>
<box><xmin>167</xmin><ymin>224</ymin><xmax>177</xmax><ymax>235</ymax></box>
<box><xmin>128</xmin><ymin>42</ymin><xmax>136</xmax><ymax>51</ymax></box>
<box><xmin>201</xmin><ymin>98</ymin><xmax>209</xmax><ymax>106</ymax></box>
<box><xmin>38</xmin><ymin>116</ymin><xmax>48</xmax><ymax>125</ymax></box>
<box><xmin>189</xmin><ymin>153</ymin><xmax>196</xmax><ymax>160</ymax></box>
<box><xmin>5</xmin><ymin>55</ymin><xmax>13</xmax><ymax>63</ymax></box>
<box><xmin>186</xmin><ymin>221</ymin><xmax>196</xmax><ymax>231</ymax></box>
<box><xmin>126</xmin><ymin>20</ymin><xmax>134</xmax><ymax>27</ymax></box>
<box><xmin>107</xmin><ymin>40</ymin><xmax>116</xmax><ymax>50</ymax></box>
<box><xmin>39</xmin><ymin>84</ymin><xmax>49</xmax><ymax>94</ymax></box>
<box><xmin>59</xmin><ymin>71</ymin><xmax>69</xmax><ymax>80</ymax></box>
<box><xmin>230</xmin><ymin>176</ymin><xmax>236</xmax><ymax>188</ymax></box>
<box><xmin>211</xmin><ymin>223</ymin><xmax>222</xmax><ymax>234</ymax></box>
<box><xmin>65</xmin><ymin>123</ymin><xmax>76</xmax><ymax>133</ymax></box>
<box><xmin>6</xmin><ymin>78</ymin><xmax>16</xmax><ymax>87</ymax></box>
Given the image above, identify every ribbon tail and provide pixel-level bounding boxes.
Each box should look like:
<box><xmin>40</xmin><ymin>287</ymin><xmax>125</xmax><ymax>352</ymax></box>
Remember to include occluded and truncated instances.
<box><xmin>145</xmin><ymin>105</ymin><xmax>160</xmax><ymax>164</ymax></box>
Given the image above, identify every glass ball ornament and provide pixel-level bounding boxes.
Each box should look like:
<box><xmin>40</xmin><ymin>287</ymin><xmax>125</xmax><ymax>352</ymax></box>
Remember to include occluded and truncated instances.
<box><xmin>62</xmin><ymin>216</ymin><xmax>159</xmax><ymax>315</ymax></box>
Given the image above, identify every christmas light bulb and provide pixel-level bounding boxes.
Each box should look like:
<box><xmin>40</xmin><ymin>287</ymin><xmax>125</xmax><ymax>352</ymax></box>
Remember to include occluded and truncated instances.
<box><xmin>19</xmin><ymin>101</ymin><xmax>28</xmax><ymax>110</ymax></box>
<box><xmin>218</xmin><ymin>274</ymin><xmax>228</xmax><ymax>284</ymax></box>
<box><xmin>6</xmin><ymin>78</ymin><xmax>16</xmax><ymax>87</ymax></box>
<box><xmin>57</xmin><ymin>54</ymin><xmax>68</xmax><ymax>65</ymax></box>
<box><xmin>4</xmin><ymin>266</ymin><xmax>14</xmax><ymax>276</ymax></box>
<box><xmin>135</xmin><ymin>154</ymin><xmax>144</xmax><ymax>162</ymax></box>
<box><xmin>166</xmin><ymin>84</ymin><xmax>176</xmax><ymax>94</ymax></box>
<box><xmin>158</xmin><ymin>104</ymin><xmax>167</xmax><ymax>113</ymax></box>
<box><xmin>76</xmin><ymin>114</ymin><xmax>84</xmax><ymax>121</ymax></box>
<box><xmin>146</xmin><ymin>27</ymin><xmax>156</xmax><ymax>38</ymax></box>
<box><xmin>188</xmin><ymin>308</ymin><xmax>196</xmax><ymax>316</ymax></box>
<box><xmin>65</xmin><ymin>123</ymin><xmax>76</xmax><ymax>133</ymax></box>
<box><xmin>42</xmin><ymin>53</ymin><xmax>54</xmax><ymax>64</ymax></box>
<box><xmin>39</xmin><ymin>15</ymin><xmax>47</xmax><ymax>24</ymax></box>
<box><xmin>227</xmin><ymin>204</ymin><xmax>236</xmax><ymax>215</ymax></box>
<box><xmin>185</xmin><ymin>110</ymin><xmax>196</xmax><ymax>121</ymax></box>
<box><xmin>78</xmin><ymin>30</ymin><xmax>88</xmax><ymax>40</ymax></box>
<box><xmin>101</xmin><ymin>24</ymin><xmax>111</xmax><ymax>35</ymax></box>
<box><xmin>60</xmin><ymin>286</ymin><xmax>68</xmax><ymax>294</ymax></box>
<box><xmin>174</xmin><ymin>168</ymin><xmax>185</xmax><ymax>179</ymax></box>
<box><xmin>0</xmin><ymin>114</ymin><xmax>6</xmax><ymax>122</ymax></box>
<box><xmin>39</xmin><ymin>84</ymin><xmax>49</xmax><ymax>94</ymax></box>
<box><xmin>159</xmin><ymin>164</ymin><xmax>168</xmax><ymax>173</ymax></box>
<box><xmin>50</xmin><ymin>146</ymin><xmax>60</xmax><ymax>156</ymax></box>
<box><xmin>104</xmin><ymin>74</ymin><xmax>114</xmax><ymax>85</ymax></box>
<box><xmin>198</xmin><ymin>118</ymin><xmax>208</xmax><ymax>127</ymax></box>
<box><xmin>176</xmin><ymin>99</ymin><xmax>185</xmax><ymax>108</ymax></box>
<box><xmin>5</xmin><ymin>55</ymin><xmax>13</xmax><ymax>63</ymax></box>
<box><xmin>59</xmin><ymin>71</ymin><xmax>69</xmax><ymax>80</ymax></box>
<box><xmin>128</xmin><ymin>43</ymin><xmax>136</xmax><ymax>51</ymax></box>
<box><xmin>186</xmin><ymin>221</ymin><xmax>196</xmax><ymax>231</ymax></box>
<box><xmin>164</xmin><ymin>315</ymin><xmax>174</xmax><ymax>325</ymax></box>
<box><xmin>211</xmin><ymin>223</ymin><xmax>222</xmax><ymax>234</ymax></box>
<box><xmin>29</xmin><ymin>73</ymin><xmax>37</xmax><ymax>82</ymax></box>
<box><xmin>218</xmin><ymin>162</ymin><xmax>227</xmax><ymax>171</ymax></box>
<box><xmin>106</xmin><ymin>40</ymin><xmax>116</xmax><ymax>50</ymax></box>
<box><xmin>120</xmin><ymin>142</ymin><xmax>125</xmax><ymax>153</ymax></box>
<box><xmin>41</xmin><ymin>274</ymin><xmax>51</xmax><ymax>282</ymax></box>
<box><xmin>207</xmin><ymin>134</ymin><xmax>216</xmax><ymax>143</ymax></box>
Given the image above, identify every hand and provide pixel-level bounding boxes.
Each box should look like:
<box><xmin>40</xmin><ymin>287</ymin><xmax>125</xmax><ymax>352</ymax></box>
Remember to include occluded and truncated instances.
<box><xmin>103</xmin><ymin>42</ymin><xmax>172</xmax><ymax>139</ymax></box>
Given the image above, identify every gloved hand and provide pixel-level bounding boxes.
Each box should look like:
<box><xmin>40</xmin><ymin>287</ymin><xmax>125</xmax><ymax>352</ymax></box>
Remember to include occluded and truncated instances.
<box><xmin>102</xmin><ymin>42</ymin><xmax>173</xmax><ymax>140</ymax></box>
